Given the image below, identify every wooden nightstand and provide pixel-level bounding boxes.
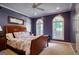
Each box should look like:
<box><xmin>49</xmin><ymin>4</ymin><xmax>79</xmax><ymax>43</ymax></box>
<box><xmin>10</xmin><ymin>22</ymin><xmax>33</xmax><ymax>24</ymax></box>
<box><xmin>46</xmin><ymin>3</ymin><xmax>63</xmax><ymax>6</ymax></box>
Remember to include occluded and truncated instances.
<box><xmin>0</xmin><ymin>37</ymin><xmax>7</xmax><ymax>51</ymax></box>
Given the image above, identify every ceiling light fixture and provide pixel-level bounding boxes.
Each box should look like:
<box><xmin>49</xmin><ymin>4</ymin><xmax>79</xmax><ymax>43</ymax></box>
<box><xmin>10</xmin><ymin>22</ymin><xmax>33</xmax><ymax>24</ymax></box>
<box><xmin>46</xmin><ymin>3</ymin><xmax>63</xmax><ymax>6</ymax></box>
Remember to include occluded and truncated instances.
<box><xmin>56</xmin><ymin>7</ymin><xmax>60</xmax><ymax>10</ymax></box>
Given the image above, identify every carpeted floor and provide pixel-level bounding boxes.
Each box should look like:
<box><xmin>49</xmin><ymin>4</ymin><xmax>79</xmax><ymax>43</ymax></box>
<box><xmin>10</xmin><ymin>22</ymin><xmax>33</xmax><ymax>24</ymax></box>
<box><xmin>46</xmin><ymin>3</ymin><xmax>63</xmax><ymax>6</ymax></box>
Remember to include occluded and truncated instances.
<box><xmin>0</xmin><ymin>49</ymin><xmax>18</xmax><ymax>55</ymax></box>
<box><xmin>0</xmin><ymin>41</ymin><xmax>75</xmax><ymax>55</ymax></box>
<box><xmin>40</xmin><ymin>41</ymin><xmax>75</xmax><ymax>55</ymax></box>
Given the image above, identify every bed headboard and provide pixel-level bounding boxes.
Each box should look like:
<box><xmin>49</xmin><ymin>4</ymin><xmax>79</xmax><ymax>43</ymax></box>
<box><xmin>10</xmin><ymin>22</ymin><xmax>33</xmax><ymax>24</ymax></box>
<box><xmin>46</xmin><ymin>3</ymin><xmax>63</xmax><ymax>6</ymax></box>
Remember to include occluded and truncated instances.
<box><xmin>4</xmin><ymin>25</ymin><xmax>26</xmax><ymax>33</ymax></box>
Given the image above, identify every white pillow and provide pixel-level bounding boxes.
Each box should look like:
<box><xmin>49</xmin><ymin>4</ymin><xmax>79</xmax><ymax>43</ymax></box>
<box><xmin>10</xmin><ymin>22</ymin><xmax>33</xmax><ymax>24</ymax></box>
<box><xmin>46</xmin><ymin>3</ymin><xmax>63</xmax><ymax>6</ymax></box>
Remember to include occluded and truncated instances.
<box><xmin>19</xmin><ymin>32</ymin><xmax>29</xmax><ymax>38</ymax></box>
<box><xmin>14</xmin><ymin>32</ymin><xmax>31</xmax><ymax>38</ymax></box>
<box><xmin>25</xmin><ymin>32</ymin><xmax>30</xmax><ymax>36</ymax></box>
<box><xmin>13</xmin><ymin>32</ymin><xmax>24</xmax><ymax>38</ymax></box>
<box><xmin>6</xmin><ymin>33</ymin><xmax>14</xmax><ymax>40</ymax></box>
<box><xmin>19</xmin><ymin>32</ymin><xmax>31</xmax><ymax>38</ymax></box>
<box><xmin>14</xmin><ymin>32</ymin><xmax>20</xmax><ymax>38</ymax></box>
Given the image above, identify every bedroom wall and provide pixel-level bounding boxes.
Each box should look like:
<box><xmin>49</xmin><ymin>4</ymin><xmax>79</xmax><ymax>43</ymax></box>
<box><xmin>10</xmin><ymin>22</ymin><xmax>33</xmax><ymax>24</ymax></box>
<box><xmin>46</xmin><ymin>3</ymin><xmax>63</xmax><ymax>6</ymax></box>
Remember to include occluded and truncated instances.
<box><xmin>31</xmin><ymin>11</ymin><xmax>71</xmax><ymax>42</ymax></box>
<box><xmin>0</xmin><ymin>6</ymin><xmax>29</xmax><ymax>26</ymax></box>
<box><xmin>0</xmin><ymin>6</ymin><xmax>30</xmax><ymax>36</ymax></box>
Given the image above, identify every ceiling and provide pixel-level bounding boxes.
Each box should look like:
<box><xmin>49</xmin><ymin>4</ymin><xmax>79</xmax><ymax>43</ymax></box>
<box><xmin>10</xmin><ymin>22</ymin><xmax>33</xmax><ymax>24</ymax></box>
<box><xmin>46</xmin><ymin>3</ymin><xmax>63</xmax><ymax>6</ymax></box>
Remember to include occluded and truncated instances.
<box><xmin>0</xmin><ymin>3</ymin><xmax>72</xmax><ymax>18</ymax></box>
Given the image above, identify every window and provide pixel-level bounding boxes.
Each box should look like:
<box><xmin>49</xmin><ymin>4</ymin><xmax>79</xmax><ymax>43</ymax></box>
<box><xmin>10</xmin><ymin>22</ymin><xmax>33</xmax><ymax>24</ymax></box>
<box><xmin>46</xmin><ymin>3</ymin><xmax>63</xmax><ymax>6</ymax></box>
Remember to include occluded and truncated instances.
<box><xmin>52</xmin><ymin>15</ymin><xmax>64</xmax><ymax>40</ymax></box>
<box><xmin>25</xmin><ymin>18</ymin><xmax>31</xmax><ymax>32</ymax></box>
<box><xmin>36</xmin><ymin>19</ymin><xmax>43</xmax><ymax>35</ymax></box>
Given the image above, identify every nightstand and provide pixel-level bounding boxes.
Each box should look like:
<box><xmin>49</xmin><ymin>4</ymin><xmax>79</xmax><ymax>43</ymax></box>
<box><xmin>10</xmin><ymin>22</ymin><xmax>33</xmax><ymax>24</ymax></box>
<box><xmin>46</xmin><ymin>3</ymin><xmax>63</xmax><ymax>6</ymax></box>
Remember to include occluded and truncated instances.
<box><xmin>0</xmin><ymin>37</ymin><xmax>7</xmax><ymax>51</ymax></box>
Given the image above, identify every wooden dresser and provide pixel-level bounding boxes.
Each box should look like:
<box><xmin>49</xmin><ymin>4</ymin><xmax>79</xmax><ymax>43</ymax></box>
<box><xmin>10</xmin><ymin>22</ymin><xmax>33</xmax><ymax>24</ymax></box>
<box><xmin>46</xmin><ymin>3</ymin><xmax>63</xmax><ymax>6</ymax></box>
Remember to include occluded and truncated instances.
<box><xmin>0</xmin><ymin>37</ymin><xmax>7</xmax><ymax>51</ymax></box>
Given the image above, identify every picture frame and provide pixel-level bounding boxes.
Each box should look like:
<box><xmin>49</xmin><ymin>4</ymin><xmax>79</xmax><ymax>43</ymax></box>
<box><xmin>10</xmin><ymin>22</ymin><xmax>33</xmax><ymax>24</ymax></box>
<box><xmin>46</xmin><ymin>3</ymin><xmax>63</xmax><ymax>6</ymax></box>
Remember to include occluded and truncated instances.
<box><xmin>8</xmin><ymin>16</ymin><xmax>24</xmax><ymax>25</ymax></box>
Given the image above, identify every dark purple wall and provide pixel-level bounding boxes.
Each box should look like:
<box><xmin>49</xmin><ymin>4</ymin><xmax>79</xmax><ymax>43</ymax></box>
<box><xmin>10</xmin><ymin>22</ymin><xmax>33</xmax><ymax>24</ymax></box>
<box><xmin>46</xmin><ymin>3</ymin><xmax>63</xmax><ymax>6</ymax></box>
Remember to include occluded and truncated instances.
<box><xmin>0</xmin><ymin>6</ymin><xmax>28</xmax><ymax>26</ymax></box>
<box><xmin>0</xmin><ymin>6</ymin><xmax>31</xmax><ymax>36</ymax></box>
<box><xmin>31</xmin><ymin>11</ymin><xmax>71</xmax><ymax>42</ymax></box>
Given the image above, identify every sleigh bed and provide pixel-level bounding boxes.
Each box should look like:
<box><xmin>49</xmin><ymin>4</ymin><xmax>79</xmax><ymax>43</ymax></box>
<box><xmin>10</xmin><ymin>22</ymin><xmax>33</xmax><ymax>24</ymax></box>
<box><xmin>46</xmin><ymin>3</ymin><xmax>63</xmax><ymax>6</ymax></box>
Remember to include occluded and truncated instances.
<box><xmin>4</xmin><ymin>25</ymin><xmax>48</xmax><ymax>55</ymax></box>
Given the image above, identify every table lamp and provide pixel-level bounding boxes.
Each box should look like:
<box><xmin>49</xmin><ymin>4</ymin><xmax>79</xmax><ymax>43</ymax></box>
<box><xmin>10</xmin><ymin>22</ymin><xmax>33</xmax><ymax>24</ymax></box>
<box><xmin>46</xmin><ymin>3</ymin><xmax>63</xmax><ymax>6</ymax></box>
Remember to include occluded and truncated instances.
<box><xmin>0</xmin><ymin>26</ymin><xmax>4</xmax><ymax>37</ymax></box>
<box><xmin>0</xmin><ymin>26</ymin><xmax>2</xmax><ymax>31</ymax></box>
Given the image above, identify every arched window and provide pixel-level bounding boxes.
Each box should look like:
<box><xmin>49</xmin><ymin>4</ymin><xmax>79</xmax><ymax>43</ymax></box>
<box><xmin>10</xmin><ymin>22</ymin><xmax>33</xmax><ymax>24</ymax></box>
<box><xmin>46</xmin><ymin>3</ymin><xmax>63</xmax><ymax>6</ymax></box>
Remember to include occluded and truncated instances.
<box><xmin>25</xmin><ymin>18</ymin><xmax>31</xmax><ymax>32</ymax></box>
<box><xmin>36</xmin><ymin>19</ymin><xmax>43</xmax><ymax>35</ymax></box>
<box><xmin>52</xmin><ymin>15</ymin><xmax>64</xmax><ymax>40</ymax></box>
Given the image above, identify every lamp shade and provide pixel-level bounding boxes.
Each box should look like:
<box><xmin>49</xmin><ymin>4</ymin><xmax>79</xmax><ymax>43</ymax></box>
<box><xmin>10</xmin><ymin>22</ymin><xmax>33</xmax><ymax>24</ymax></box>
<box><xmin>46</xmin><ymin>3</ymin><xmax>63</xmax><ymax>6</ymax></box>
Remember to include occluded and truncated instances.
<box><xmin>0</xmin><ymin>26</ymin><xmax>3</xmax><ymax>31</ymax></box>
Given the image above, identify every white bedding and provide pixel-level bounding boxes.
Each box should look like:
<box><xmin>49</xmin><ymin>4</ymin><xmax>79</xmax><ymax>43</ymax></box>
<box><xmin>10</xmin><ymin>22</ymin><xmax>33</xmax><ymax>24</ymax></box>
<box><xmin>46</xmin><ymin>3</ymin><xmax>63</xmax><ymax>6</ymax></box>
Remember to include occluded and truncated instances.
<box><xmin>7</xmin><ymin>36</ymin><xmax>41</xmax><ymax>55</ymax></box>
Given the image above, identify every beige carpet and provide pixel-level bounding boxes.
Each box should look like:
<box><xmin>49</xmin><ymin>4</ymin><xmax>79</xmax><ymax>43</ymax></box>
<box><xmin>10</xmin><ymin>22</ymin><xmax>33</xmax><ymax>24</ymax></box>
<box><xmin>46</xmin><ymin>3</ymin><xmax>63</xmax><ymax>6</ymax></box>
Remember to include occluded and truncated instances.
<box><xmin>0</xmin><ymin>41</ymin><xmax>75</xmax><ymax>55</ymax></box>
<box><xmin>0</xmin><ymin>49</ymin><xmax>17</xmax><ymax>55</ymax></box>
<box><xmin>40</xmin><ymin>41</ymin><xmax>75</xmax><ymax>55</ymax></box>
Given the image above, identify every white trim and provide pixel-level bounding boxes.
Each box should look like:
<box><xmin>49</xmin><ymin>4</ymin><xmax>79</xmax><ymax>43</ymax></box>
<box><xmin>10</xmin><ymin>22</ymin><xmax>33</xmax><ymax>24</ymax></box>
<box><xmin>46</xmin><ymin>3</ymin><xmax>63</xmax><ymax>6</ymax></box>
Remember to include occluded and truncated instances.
<box><xmin>52</xmin><ymin>15</ymin><xmax>64</xmax><ymax>40</ymax></box>
<box><xmin>36</xmin><ymin>19</ymin><xmax>43</xmax><ymax>36</ymax></box>
<box><xmin>69</xmin><ymin>43</ymin><xmax>76</xmax><ymax>54</ymax></box>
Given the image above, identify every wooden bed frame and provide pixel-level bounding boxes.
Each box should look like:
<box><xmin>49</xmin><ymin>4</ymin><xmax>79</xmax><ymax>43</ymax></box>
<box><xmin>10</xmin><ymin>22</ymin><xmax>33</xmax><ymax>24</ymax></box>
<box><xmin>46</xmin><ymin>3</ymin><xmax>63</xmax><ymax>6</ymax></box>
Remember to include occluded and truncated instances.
<box><xmin>4</xmin><ymin>25</ymin><xmax>48</xmax><ymax>55</ymax></box>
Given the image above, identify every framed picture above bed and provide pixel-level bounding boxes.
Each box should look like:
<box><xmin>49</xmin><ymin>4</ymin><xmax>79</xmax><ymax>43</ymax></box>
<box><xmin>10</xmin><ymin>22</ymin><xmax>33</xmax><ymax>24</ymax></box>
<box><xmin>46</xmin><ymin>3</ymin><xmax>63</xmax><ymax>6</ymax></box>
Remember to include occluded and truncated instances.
<box><xmin>8</xmin><ymin>16</ymin><xmax>24</xmax><ymax>25</ymax></box>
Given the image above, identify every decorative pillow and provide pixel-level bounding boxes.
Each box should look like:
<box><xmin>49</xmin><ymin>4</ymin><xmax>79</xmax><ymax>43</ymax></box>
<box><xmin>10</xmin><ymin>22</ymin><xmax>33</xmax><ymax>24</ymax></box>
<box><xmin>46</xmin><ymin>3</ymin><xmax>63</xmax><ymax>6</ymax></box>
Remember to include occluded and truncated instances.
<box><xmin>25</xmin><ymin>31</ymin><xmax>30</xmax><ymax>36</ymax></box>
<box><xmin>19</xmin><ymin>32</ymin><xmax>31</xmax><ymax>38</ymax></box>
<box><xmin>19</xmin><ymin>32</ymin><xmax>24</xmax><ymax>38</ymax></box>
<box><xmin>6</xmin><ymin>33</ymin><xmax>14</xmax><ymax>40</ymax></box>
<box><xmin>20</xmin><ymin>32</ymin><xmax>26</xmax><ymax>37</ymax></box>
<box><xmin>19</xmin><ymin>32</ymin><xmax>28</xmax><ymax>38</ymax></box>
<box><xmin>13</xmin><ymin>32</ymin><xmax>31</xmax><ymax>38</ymax></box>
<box><xmin>14</xmin><ymin>32</ymin><xmax>20</xmax><ymax>38</ymax></box>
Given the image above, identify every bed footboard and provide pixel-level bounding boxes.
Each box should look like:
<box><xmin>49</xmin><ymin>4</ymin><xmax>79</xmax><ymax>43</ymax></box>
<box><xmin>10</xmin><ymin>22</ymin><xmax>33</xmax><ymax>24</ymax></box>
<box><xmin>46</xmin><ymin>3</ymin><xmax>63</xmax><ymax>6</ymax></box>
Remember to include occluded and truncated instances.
<box><xmin>30</xmin><ymin>35</ymin><xmax>48</xmax><ymax>55</ymax></box>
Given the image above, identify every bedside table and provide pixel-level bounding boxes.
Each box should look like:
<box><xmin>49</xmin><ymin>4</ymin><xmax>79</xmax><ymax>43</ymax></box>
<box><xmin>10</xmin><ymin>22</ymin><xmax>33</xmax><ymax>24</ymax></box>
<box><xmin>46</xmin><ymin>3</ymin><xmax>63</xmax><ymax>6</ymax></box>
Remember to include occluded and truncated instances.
<box><xmin>0</xmin><ymin>37</ymin><xmax>7</xmax><ymax>51</ymax></box>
